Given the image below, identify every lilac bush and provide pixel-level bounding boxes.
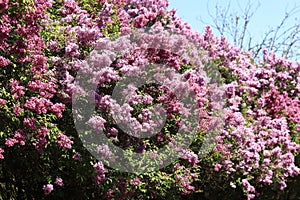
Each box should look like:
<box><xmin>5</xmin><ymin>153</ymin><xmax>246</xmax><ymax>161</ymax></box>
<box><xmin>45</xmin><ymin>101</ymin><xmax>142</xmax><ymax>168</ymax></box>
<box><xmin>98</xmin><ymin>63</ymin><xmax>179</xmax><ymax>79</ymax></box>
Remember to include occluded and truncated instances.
<box><xmin>0</xmin><ymin>0</ymin><xmax>299</xmax><ymax>199</ymax></box>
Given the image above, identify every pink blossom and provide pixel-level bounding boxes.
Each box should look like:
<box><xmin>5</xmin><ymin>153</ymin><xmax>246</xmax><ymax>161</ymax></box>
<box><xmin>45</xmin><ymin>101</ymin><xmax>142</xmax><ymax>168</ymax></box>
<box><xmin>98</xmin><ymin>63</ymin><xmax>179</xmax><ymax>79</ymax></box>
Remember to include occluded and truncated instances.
<box><xmin>24</xmin><ymin>97</ymin><xmax>53</xmax><ymax>114</ymax></box>
<box><xmin>96</xmin><ymin>144</ymin><xmax>115</xmax><ymax>161</ymax></box>
<box><xmin>33</xmin><ymin>137</ymin><xmax>48</xmax><ymax>153</ymax></box>
<box><xmin>65</xmin><ymin>42</ymin><xmax>80</xmax><ymax>58</ymax></box>
<box><xmin>57</xmin><ymin>133</ymin><xmax>73</xmax><ymax>149</ymax></box>
<box><xmin>55</xmin><ymin>178</ymin><xmax>64</xmax><ymax>186</ymax></box>
<box><xmin>130</xmin><ymin>178</ymin><xmax>141</xmax><ymax>186</ymax></box>
<box><xmin>94</xmin><ymin>161</ymin><xmax>107</xmax><ymax>184</ymax></box>
<box><xmin>5</xmin><ymin>138</ymin><xmax>18</xmax><ymax>147</ymax></box>
<box><xmin>175</xmin><ymin>167</ymin><xmax>196</xmax><ymax>195</ymax></box>
<box><xmin>31</xmin><ymin>55</ymin><xmax>48</xmax><ymax>75</ymax></box>
<box><xmin>105</xmin><ymin>189</ymin><xmax>115</xmax><ymax>198</ymax></box>
<box><xmin>13</xmin><ymin>104</ymin><xmax>23</xmax><ymax>116</ymax></box>
<box><xmin>43</xmin><ymin>184</ymin><xmax>54</xmax><ymax>195</ymax></box>
<box><xmin>38</xmin><ymin>127</ymin><xmax>50</xmax><ymax>137</ymax></box>
<box><xmin>87</xmin><ymin>116</ymin><xmax>106</xmax><ymax>131</ymax></box>
<box><xmin>180</xmin><ymin>150</ymin><xmax>199</xmax><ymax>167</ymax></box>
<box><xmin>0</xmin><ymin>98</ymin><xmax>6</xmax><ymax>106</ymax></box>
<box><xmin>9</xmin><ymin>80</ymin><xmax>25</xmax><ymax>99</ymax></box>
<box><xmin>13</xmin><ymin>129</ymin><xmax>26</xmax><ymax>145</ymax></box>
<box><xmin>23</xmin><ymin>117</ymin><xmax>37</xmax><ymax>130</ymax></box>
<box><xmin>0</xmin><ymin>148</ymin><xmax>4</xmax><ymax>159</ymax></box>
<box><xmin>72</xmin><ymin>152</ymin><xmax>82</xmax><ymax>161</ymax></box>
<box><xmin>107</xmin><ymin>127</ymin><xmax>118</xmax><ymax>137</ymax></box>
<box><xmin>0</xmin><ymin>55</ymin><xmax>10</xmax><ymax>66</ymax></box>
<box><xmin>28</xmin><ymin>79</ymin><xmax>57</xmax><ymax>98</ymax></box>
<box><xmin>214</xmin><ymin>163</ymin><xmax>222</xmax><ymax>172</ymax></box>
<box><xmin>50</xmin><ymin>103</ymin><xmax>65</xmax><ymax>118</ymax></box>
<box><xmin>0</xmin><ymin>0</ymin><xmax>8</xmax><ymax>12</ymax></box>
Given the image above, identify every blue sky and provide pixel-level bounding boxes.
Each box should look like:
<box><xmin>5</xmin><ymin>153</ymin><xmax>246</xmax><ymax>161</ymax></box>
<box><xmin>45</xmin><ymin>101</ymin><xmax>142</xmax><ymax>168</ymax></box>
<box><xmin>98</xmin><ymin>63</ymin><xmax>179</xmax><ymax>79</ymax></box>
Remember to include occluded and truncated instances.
<box><xmin>168</xmin><ymin>0</ymin><xmax>300</xmax><ymax>47</ymax></box>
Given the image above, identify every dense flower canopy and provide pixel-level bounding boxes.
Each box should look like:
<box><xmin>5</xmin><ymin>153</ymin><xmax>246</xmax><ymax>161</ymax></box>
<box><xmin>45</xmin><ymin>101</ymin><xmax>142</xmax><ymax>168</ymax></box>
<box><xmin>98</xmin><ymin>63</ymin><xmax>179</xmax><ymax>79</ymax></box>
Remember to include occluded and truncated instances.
<box><xmin>0</xmin><ymin>0</ymin><xmax>299</xmax><ymax>199</ymax></box>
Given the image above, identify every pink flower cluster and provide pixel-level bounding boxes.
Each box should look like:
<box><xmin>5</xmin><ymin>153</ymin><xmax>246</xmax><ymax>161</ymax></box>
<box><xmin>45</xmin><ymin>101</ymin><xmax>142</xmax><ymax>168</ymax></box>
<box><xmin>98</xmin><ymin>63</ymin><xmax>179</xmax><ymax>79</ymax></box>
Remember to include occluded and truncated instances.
<box><xmin>57</xmin><ymin>133</ymin><xmax>73</xmax><ymax>149</ymax></box>
<box><xmin>264</xmin><ymin>86</ymin><xmax>300</xmax><ymax>125</ymax></box>
<box><xmin>94</xmin><ymin>161</ymin><xmax>107</xmax><ymax>184</ymax></box>
<box><xmin>0</xmin><ymin>148</ymin><xmax>4</xmax><ymax>159</ymax></box>
<box><xmin>174</xmin><ymin>164</ymin><xmax>198</xmax><ymax>195</ymax></box>
<box><xmin>0</xmin><ymin>98</ymin><xmax>6</xmax><ymax>106</ymax></box>
<box><xmin>5</xmin><ymin>129</ymin><xmax>27</xmax><ymax>147</ymax></box>
<box><xmin>42</xmin><ymin>177</ymin><xmax>63</xmax><ymax>196</ymax></box>
<box><xmin>28</xmin><ymin>79</ymin><xmax>57</xmax><ymax>99</ymax></box>
<box><xmin>33</xmin><ymin>127</ymin><xmax>49</xmax><ymax>153</ymax></box>
<box><xmin>55</xmin><ymin>177</ymin><xmax>64</xmax><ymax>187</ymax></box>
<box><xmin>180</xmin><ymin>149</ymin><xmax>199</xmax><ymax>167</ymax></box>
<box><xmin>43</xmin><ymin>184</ymin><xmax>54</xmax><ymax>195</ymax></box>
<box><xmin>24</xmin><ymin>97</ymin><xmax>65</xmax><ymax>118</ymax></box>
<box><xmin>9</xmin><ymin>80</ymin><xmax>25</xmax><ymax>99</ymax></box>
<box><xmin>87</xmin><ymin>116</ymin><xmax>106</xmax><ymax>131</ymax></box>
<box><xmin>24</xmin><ymin>97</ymin><xmax>52</xmax><ymax>115</ymax></box>
<box><xmin>0</xmin><ymin>55</ymin><xmax>10</xmax><ymax>66</ymax></box>
<box><xmin>130</xmin><ymin>177</ymin><xmax>142</xmax><ymax>186</ymax></box>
